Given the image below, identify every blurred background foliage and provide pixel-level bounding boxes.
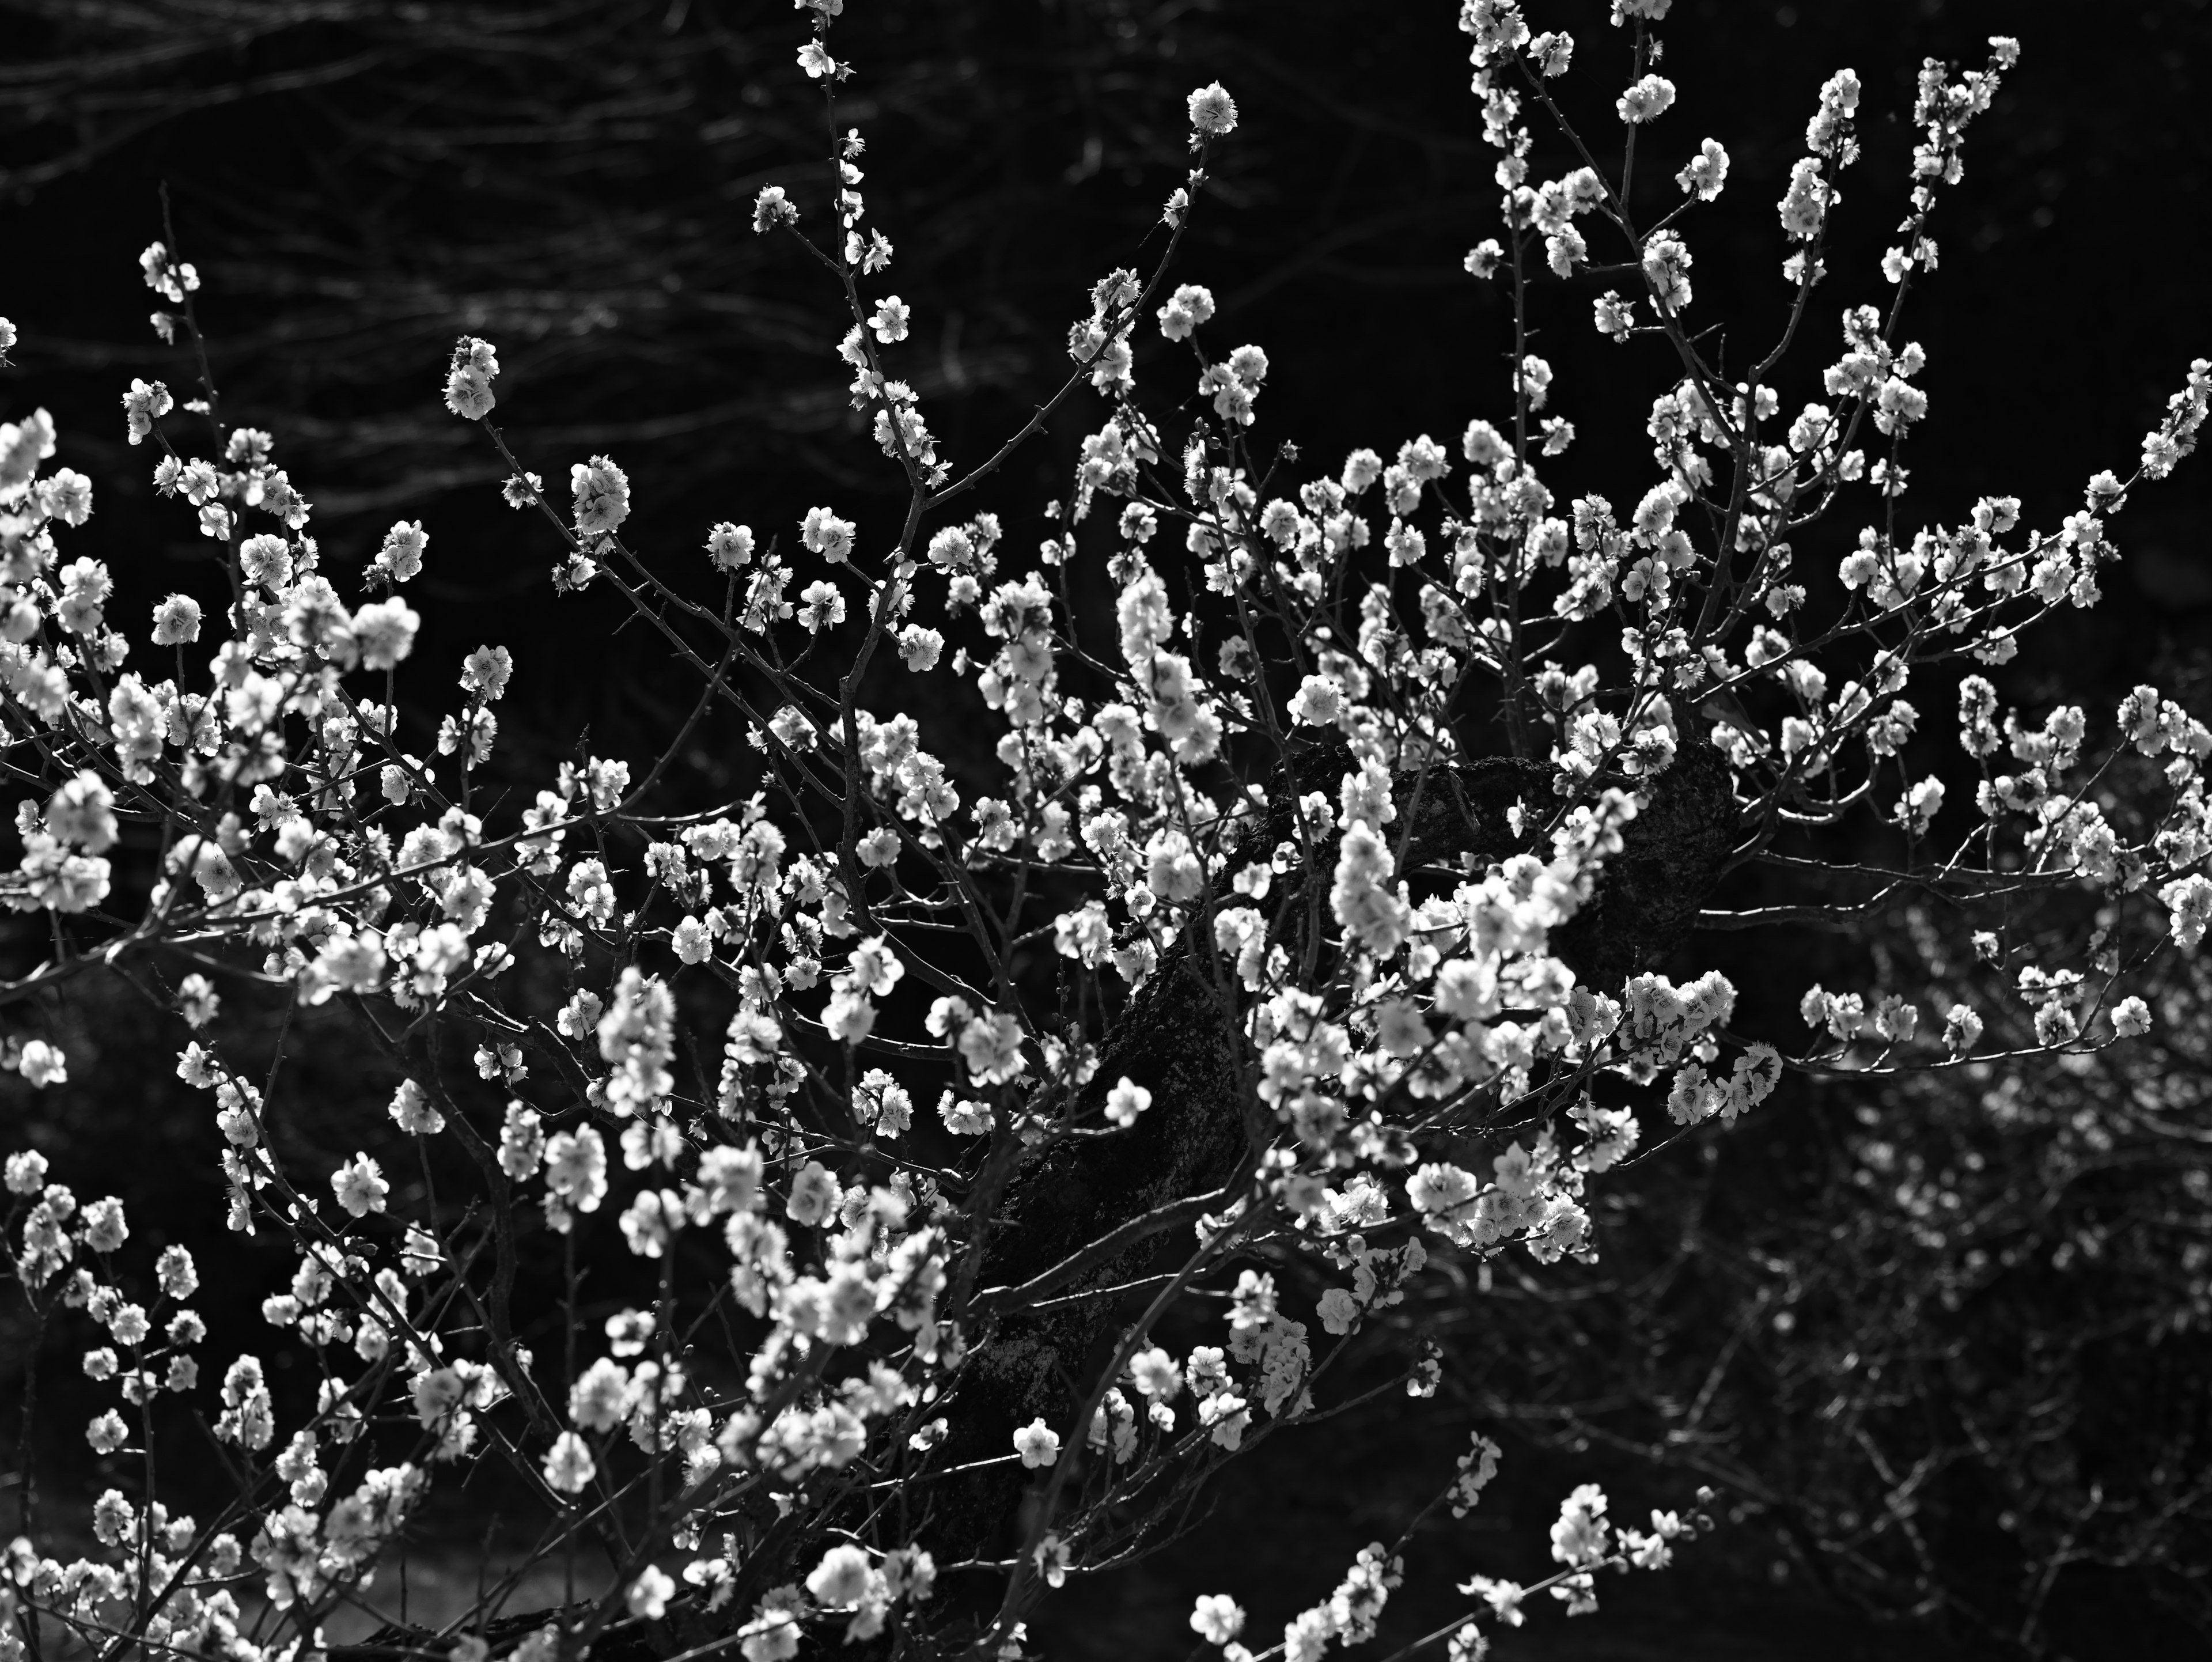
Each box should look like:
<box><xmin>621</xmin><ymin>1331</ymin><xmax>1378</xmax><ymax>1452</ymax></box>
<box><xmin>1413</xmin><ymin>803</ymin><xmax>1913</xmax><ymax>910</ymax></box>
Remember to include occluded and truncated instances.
<box><xmin>4</xmin><ymin>1</ymin><xmax>2212</xmax><ymax>1657</ymax></box>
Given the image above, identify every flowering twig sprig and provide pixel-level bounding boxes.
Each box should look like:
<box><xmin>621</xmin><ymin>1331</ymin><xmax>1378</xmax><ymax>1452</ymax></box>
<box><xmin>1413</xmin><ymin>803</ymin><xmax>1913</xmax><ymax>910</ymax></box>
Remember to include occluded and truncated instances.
<box><xmin>1</xmin><ymin>4</ymin><xmax>2207</xmax><ymax>1660</ymax></box>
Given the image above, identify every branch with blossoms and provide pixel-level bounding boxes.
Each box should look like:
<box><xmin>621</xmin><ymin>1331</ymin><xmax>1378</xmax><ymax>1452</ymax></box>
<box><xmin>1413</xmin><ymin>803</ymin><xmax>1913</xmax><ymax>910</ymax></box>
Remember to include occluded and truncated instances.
<box><xmin>2</xmin><ymin>3</ymin><xmax>2209</xmax><ymax>1662</ymax></box>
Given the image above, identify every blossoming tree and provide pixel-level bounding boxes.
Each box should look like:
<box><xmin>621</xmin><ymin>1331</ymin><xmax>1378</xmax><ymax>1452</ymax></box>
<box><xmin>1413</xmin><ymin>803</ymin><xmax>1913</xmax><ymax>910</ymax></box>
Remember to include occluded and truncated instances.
<box><xmin>2</xmin><ymin>3</ymin><xmax>2207</xmax><ymax>1661</ymax></box>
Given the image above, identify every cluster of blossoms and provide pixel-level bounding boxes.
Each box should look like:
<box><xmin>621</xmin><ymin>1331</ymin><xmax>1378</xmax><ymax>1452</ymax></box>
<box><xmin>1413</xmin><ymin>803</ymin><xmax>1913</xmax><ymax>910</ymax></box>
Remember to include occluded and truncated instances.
<box><xmin>2</xmin><ymin>3</ymin><xmax>2207</xmax><ymax>1661</ymax></box>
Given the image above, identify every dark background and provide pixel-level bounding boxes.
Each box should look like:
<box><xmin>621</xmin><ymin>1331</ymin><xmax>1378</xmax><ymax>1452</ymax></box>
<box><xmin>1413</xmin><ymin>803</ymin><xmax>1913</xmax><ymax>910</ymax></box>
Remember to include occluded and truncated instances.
<box><xmin>4</xmin><ymin>2</ymin><xmax>2211</xmax><ymax>1658</ymax></box>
